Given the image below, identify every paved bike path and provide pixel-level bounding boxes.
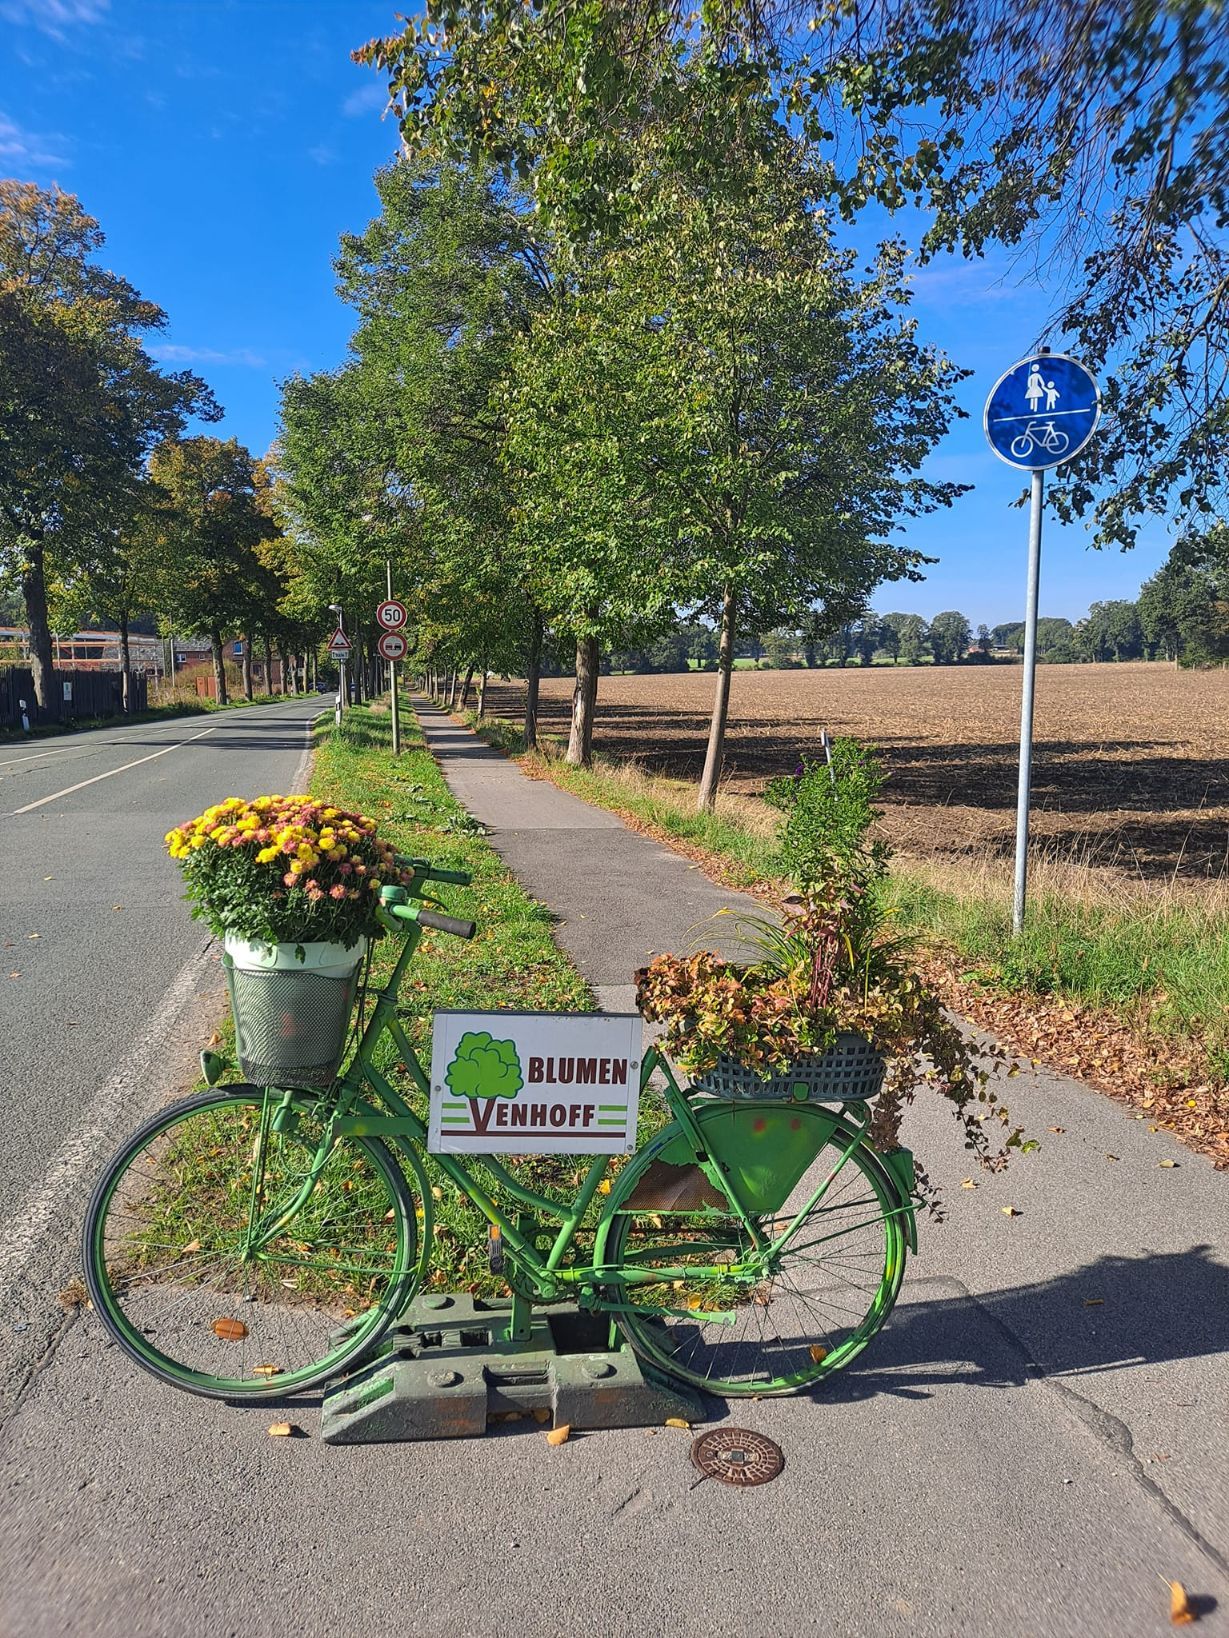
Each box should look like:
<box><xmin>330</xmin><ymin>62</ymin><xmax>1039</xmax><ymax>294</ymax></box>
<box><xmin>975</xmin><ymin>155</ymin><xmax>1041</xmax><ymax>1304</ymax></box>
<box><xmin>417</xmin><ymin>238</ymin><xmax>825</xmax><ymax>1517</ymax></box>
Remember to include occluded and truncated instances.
<box><xmin>410</xmin><ymin>700</ymin><xmax>1229</xmax><ymax>1635</ymax></box>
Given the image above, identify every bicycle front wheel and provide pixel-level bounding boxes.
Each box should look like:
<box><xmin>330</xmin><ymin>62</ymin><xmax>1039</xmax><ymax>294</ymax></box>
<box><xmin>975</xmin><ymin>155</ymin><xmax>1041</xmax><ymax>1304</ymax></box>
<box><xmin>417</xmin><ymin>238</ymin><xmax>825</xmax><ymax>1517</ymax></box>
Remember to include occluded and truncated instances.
<box><xmin>83</xmin><ymin>1087</ymin><xmax>417</xmax><ymax>1399</ymax></box>
<box><xmin>606</xmin><ymin>1121</ymin><xmax>907</xmax><ymax>1396</ymax></box>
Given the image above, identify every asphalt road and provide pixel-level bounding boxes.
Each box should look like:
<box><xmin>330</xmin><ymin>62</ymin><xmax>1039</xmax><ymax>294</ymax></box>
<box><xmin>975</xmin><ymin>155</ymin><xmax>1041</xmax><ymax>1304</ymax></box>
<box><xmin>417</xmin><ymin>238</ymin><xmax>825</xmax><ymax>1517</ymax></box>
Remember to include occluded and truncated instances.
<box><xmin>1</xmin><ymin>697</ymin><xmax>1226</xmax><ymax>1638</ymax></box>
<box><xmin>0</xmin><ymin>697</ymin><xmax>324</xmax><ymax>1413</ymax></box>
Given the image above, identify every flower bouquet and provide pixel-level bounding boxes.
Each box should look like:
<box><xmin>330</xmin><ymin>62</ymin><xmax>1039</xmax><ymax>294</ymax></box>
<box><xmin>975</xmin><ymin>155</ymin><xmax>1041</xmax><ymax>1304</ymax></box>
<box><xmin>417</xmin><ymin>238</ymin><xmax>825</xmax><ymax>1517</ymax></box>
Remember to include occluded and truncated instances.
<box><xmin>165</xmin><ymin>795</ymin><xmax>414</xmax><ymax>1086</ymax></box>
<box><xmin>636</xmin><ymin>742</ymin><xmax>1030</xmax><ymax>1174</ymax></box>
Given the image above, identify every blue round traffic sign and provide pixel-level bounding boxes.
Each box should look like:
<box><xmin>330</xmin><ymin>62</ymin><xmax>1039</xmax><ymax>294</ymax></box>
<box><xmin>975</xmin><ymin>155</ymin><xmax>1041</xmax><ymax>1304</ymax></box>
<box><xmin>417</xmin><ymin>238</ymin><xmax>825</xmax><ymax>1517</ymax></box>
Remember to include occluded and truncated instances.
<box><xmin>983</xmin><ymin>353</ymin><xmax>1100</xmax><ymax>471</ymax></box>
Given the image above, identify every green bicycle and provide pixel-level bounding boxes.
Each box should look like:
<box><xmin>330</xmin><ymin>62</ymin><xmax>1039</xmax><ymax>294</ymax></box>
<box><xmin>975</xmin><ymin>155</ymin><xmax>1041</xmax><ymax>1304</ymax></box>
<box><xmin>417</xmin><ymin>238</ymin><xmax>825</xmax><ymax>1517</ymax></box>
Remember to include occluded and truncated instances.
<box><xmin>83</xmin><ymin>863</ymin><xmax>916</xmax><ymax>1402</ymax></box>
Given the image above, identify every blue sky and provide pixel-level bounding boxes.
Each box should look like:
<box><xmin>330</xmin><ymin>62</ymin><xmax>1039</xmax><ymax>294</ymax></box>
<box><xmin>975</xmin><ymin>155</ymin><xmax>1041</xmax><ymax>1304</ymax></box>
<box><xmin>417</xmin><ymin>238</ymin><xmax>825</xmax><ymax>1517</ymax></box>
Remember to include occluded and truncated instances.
<box><xmin>1</xmin><ymin>0</ymin><xmax>1172</xmax><ymax>625</ymax></box>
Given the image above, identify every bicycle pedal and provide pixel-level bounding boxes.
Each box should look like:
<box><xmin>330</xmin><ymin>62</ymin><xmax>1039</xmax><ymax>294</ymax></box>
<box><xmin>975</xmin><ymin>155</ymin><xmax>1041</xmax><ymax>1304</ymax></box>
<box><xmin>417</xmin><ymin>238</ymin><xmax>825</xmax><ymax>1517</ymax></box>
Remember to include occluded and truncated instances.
<box><xmin>488</xmin><ymin>1225</ymin><xmax>505</xmax><ymax>1275</ymax></box>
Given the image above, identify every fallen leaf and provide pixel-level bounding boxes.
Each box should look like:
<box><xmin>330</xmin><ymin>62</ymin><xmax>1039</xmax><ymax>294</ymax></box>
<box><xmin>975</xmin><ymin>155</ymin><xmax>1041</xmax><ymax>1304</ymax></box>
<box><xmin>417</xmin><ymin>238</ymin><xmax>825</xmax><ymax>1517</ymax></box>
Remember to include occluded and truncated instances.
<box><xmin>252</xmin><ymin>1364</ymin><xmax>282</xmax><ymax>1378</ymax></box>
<box><xmin>531</xmin><ymin>1408</ymin><xmax>551</xmax><ymax>1424</ymax></box>
<box><xmin>213</xmin><ymin>1317</ymin><xmax>248</xmax><ymax>1341</ymax></box>
<box><xmin>1169</xmin><ymin>1581</ymin><xmax>1195</xmax><ymax>1625</ymax></box>
<box><xmin>111</xmin><ymin>904</ymin><xmax>123</xmax><ymax>912</ymax></box>
<box><xmin>1159</xmin><ymin>1159</ymin><xmax>1179</xmax><ymax>1169</ymax></box>
<box><xmin>546</xmin><ymin>1424</ymin><xmax>571</xmax><ymax>1446</ymax></box>
<box><xmin>267</xmin><ymin>1422</ymin><xmax>296</xmax><ymax>1438</ymax></box>
<box><xmin>1001</xmin><ymin>1206</ymin><xmax>1022</xmax><ymax>1217</ymax></box>
<box><xmin>664</xmin><ymin>1417</ymin><xmax>691</xmax><ymax>1429</ymax></box>
<box><xmin>1105</xmin><ymin>1153</ymin><xmax>1119</xmax><ymax>1162</ymax></box>
<box><xmin>183</xmin><ymin>1239</ymin><xmax>201</xmax><ymax>1253</ymax></box>
<box><xmin>8</xmin><ymin>972</ymin><xmax>20</xmax><ymax>980</ymax></box>
<box><xmin>1082</xmin><ymin>1298</ymin><xmax>1104</xmax><ymax>1307</ymax></box>
<box><xmin>57</xmin><ymin>1279</ymin><xmax>88</xmax><ymax>1310</ymax></box>
<box><xmin>808</xmin><ymin>1344</ymin><xmax>828</xmax><ymax>1363</ymax></box>
<box><xmin>26</xmin><ymin>933</ymin><xmax>39</xmax><ymax>940</ymax></box>
<box><xmin>597</xmin><ymin>1180</ymin><xmax>612</xmax><ymax>1195</ymax></box>
<box><xmin>960</xmin><ymin>1178</ymin><xmax>977</xmax><ymax>1189</ymax></box>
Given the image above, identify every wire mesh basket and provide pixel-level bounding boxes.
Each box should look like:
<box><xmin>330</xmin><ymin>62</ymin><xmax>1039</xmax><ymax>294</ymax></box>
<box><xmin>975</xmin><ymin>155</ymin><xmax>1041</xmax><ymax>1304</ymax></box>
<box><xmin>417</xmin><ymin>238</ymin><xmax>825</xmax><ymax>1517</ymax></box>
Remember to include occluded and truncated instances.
<box><xmin>689</xmin><ymin>1033</ymin><xmax>886</xmax><ymax>1103</ymax></box>
<box><xmin>222</xmin><ymin>939</ymin><xmax>363</xmax><ymax>1088</ymax></box>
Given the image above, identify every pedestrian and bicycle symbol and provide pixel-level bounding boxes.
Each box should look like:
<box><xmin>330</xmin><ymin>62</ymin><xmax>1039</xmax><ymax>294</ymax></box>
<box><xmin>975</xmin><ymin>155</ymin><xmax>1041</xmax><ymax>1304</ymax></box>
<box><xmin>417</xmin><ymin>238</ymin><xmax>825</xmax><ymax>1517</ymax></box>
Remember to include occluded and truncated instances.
<box><xmin>983</xmin><ymin>352</ymin><xmax>1101</xmax><ymax>471</ymax></box>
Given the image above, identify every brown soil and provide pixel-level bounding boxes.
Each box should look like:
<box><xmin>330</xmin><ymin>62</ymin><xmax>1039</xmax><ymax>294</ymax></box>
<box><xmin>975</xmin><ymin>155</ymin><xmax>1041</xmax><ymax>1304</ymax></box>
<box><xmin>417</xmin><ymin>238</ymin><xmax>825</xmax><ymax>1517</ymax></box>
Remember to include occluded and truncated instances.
<box><xmin>487</xmin><ymin>662</ymin><xmax>1229</xmax><ymax>881</ymax></box>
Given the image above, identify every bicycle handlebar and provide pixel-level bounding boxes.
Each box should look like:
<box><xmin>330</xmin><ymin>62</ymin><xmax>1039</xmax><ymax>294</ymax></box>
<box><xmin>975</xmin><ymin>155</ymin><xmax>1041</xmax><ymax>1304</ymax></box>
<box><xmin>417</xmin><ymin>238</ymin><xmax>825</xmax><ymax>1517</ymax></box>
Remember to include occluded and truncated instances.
<box><xmin>395</xmin><ymin>854</ymin><xmax>472</xmax><ymax>887</ymax></box>
<box><xmin>386</xmin><ymin>901</ymin><xmax>477</xmax><ymax>940</ymax></box>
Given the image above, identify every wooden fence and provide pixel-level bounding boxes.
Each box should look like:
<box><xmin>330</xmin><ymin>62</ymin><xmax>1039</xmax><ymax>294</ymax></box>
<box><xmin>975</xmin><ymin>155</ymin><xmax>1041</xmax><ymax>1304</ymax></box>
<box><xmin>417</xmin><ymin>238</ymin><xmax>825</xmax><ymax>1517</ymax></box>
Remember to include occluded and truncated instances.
<box><xmin>0</xmin><ymin>666</ymin><xmax>147</xmax><ymax>729</ymax></box>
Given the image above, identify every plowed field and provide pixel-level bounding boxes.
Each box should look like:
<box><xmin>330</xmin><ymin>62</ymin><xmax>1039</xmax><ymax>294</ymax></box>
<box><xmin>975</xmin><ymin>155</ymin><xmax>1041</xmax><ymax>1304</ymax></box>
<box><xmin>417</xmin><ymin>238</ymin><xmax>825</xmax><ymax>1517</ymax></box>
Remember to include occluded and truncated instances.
<box><xmin>485</xmin><ymin>662</ymin><xmax>1229</xmax><ymax>881</ymax></box>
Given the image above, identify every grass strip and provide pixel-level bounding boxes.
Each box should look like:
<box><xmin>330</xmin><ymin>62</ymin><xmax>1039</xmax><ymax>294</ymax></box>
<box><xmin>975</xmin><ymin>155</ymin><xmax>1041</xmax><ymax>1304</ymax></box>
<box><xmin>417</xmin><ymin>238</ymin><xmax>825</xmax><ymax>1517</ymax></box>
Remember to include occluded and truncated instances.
<box><xmin>458</xmin><ymin>702</ymin><xmax>1229</xmax><ymax>1163</ymax></box>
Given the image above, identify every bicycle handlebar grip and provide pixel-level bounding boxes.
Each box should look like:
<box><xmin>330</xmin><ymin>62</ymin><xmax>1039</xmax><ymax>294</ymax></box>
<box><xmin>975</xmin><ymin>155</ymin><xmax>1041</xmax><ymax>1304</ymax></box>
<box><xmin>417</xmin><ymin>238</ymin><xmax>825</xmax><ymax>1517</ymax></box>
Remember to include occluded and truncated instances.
<box><xmin>393</xmin><ymin>854</ymin><xmax>472</xmax><ymax>888</ymax></box>
<box><xmin>415</xmin><ymin>908</ymin><xmax>477</xmax><ymax>940</ymax></box>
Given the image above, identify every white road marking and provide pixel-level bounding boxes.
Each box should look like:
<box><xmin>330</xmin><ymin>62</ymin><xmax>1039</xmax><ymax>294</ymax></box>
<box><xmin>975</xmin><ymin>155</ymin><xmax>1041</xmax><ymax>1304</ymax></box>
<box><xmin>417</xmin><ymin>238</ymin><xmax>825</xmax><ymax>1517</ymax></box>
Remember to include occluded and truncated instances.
<box><xmin>0</xmin><ymin>943</ymin><xmax>214</xmax><ymax>1290</ymax></box>
<box><xmin>290</xmin><ymin>712</ymin><xmax>326</xmax><ymax>794</ymax></box>
<box><xmin>7</xmin><ymin>728</ymin><xmax>218</xmax><ymax>814</ymax></box>
<box><xmin>0</xmin><ymin>737</ymin><xmax>142</xmax><ymax>771</ymax></box>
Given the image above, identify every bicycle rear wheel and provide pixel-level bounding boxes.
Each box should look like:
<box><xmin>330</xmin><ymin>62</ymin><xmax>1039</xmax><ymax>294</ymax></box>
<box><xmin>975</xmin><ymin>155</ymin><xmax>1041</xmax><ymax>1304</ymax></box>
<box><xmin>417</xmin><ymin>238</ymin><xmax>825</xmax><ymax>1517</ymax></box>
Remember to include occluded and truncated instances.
<box><xmin>606</xmin><ymin>1119</ymin><xmax>907</xmax><ymax>1396</ymax></box>
<box><xmin>83</xmin><ymin>1087</ymin><xmax>417</xmax><ymax>1399</ymax></box>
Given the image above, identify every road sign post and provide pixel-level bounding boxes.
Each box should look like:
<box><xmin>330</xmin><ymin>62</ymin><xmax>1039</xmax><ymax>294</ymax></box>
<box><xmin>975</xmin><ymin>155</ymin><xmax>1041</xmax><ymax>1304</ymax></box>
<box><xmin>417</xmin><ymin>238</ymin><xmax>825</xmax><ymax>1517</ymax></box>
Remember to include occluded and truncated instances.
<box><xmin>984</xmin><ymin>349</ymin><xmax>1100</xmax><ymax>935</ymax></box>
<box><xmin>326</xmin><ymin>623</ymin><xmax>352</xmax><ymax>728</ymax></box>
<box><xmin>377</xmin><ymin>578</ymin><xmax>407</xmax><ymax>757</ymax></box>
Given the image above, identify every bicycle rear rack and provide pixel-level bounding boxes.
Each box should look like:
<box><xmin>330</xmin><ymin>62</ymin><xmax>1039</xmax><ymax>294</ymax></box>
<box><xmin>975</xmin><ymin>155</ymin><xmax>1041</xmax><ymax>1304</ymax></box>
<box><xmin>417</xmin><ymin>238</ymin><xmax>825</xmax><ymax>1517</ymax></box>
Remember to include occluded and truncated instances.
<box><xmin>320</xmin><ymin>1292</ymin><xmax>703</xmax><ymax>1445</ymax></box>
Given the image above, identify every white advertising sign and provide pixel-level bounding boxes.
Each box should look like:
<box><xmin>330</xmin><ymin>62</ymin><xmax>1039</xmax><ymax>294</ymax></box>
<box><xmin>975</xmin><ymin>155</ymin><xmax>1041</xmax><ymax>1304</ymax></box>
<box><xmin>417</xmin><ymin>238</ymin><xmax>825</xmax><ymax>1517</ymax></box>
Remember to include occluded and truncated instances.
<box><xmin>428</xmin><ymin>1011</ymin><xmax>642</xmax><ymax>1155</ymax></box>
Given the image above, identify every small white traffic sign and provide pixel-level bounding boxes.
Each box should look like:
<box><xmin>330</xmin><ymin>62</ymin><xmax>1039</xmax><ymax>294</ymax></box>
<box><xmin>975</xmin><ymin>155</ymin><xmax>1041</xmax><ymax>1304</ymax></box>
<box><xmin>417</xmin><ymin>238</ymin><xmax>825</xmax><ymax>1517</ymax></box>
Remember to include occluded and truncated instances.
<box><xmin>376</xmin><ymin>599</ymin><xmax>408</xmax><ymax>631</ymax></box>
<box><xmin>326</xmin><ymin>626</ymin><xmax>352</xmax><ymax>658</ymax></box>
<box><xmin>377</xmin><ymin>629</ymin><xmax>408</xmax><ymax>662</ymax></box>
<box><xmin>984</xmin><ymin>352</ymin><xmax>1100</xmax><ymax>470</ymax></box>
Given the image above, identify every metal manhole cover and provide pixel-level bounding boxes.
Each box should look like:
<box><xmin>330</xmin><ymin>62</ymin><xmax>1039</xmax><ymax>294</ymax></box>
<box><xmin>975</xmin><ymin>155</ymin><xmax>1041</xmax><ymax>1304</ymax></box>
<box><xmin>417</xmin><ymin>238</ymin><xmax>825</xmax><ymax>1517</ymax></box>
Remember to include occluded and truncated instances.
<box><xmin>690</xmin><ymin>1428</ymin><xmax>784</xmax><ymax>1487</ymax></box>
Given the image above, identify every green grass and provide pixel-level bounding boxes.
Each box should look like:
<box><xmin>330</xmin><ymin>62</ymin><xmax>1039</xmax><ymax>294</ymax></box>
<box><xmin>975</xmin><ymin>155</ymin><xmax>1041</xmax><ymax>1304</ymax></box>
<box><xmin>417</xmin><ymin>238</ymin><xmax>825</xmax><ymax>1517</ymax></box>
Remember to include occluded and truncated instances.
<box><xmin>460</xmin><ymin>703</ymin><xmax>1229</xmax><ymax>1085</ymax></box>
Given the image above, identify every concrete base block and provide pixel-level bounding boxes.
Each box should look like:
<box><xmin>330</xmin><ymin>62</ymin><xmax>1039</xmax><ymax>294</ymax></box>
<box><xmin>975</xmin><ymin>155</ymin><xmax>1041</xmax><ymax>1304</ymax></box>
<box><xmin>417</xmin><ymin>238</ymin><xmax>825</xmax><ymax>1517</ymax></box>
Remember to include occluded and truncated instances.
<box><xmin>320</xmin><ymin>1293</ymin><xmax>703</xmax><ymax>1445</ymax></box>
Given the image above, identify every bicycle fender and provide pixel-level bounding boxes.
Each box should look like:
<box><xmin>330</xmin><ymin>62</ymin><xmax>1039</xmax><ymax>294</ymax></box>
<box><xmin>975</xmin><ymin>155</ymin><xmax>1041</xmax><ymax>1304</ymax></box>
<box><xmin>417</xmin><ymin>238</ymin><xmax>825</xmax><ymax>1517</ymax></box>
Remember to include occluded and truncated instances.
<box><xmin>880</xmin><ymin>1146</ymin><xmax>919</xmax><ymax>1253</ymax></box>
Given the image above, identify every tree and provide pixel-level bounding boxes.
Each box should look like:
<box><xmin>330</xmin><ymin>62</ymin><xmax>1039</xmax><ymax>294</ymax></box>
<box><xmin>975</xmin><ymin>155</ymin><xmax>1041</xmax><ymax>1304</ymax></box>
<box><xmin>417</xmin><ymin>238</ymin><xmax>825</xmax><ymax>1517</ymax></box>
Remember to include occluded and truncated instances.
<box><xmin>976</xmin><ymin>623</ymin><xmax>992</xmax><ymax>656</ymax></box>
<box><xmin>928</xmin><ymin>610</ymin><xmax>971</xmax><ymax>664</ymax></box>
<box><xmin>1079</xmin><ymin>599</ymin><xmax>1143</xmax><ymax>662</ymax></box>
<box><xmin>509</xmin><ymin>129</ymin><xmax>962</xmax><ymax>797</ymax></box>
<box><xmin>149</xmin><ymin>438</ymin><xmax>270</xmax><ymax>705</ymax></box>
<box><xmin>1139</xmin><ymin>526</ymin><xmax>1229</xmax><ymax>664</ymax></box>
<box><xmin>0</xmin><ymin>182</ymin><xmax>215</xmax><ymax>710</ymax></box>
<box><xmin>882</xmin><ymin>612</ymin><xmax>930</xmax><ymax>664</ymax></box>
<box><xmin>328</xmin><ymin>158</ymin><xmax>554</xmax><ymax>741</ymax></box>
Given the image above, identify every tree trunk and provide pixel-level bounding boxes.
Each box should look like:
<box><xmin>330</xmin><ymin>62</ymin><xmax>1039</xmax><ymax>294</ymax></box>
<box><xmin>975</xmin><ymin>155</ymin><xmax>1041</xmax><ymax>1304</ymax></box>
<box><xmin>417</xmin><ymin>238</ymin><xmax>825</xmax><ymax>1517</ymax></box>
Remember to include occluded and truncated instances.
<box><xmin>280</xmin><ymin>647</ymin><xmax>294</xmax><ymax>695</ymax></box>
<box><xmin>210</xmin><ymin>626</ymin><xmax>228</xmax><ymax>707</ymax></box>
<box><xmin>459</xmin><ymin>664</ymin><xmax>476</xmax><ymax>710</ymax></box>
<box><xmin>477</xmin><ymin>662</ymin><xmax>488</xmax><ymax>723</ymax></box>
<box><xmin>241</xmin><ymin>633</ymin><xmax>254</xmax><ymax>701</ymax></box>
<box><xmin>308</xmin><ymin>649</ymin><xmax>317</xmax><ymax>690</ymax></box>
<box><xmin>697</xmin><ymin>586</ymin><xmax>737</xmax><ymax>812</ymax></box>
<box><xmin>447</xmin><ymin>666</ymin><xmax>461</xmax><ymax>711</ymax></box>
<box><xmin>566</xmin><ymin>631</ymin><xmax>600</xmax><ymax>767</ymax></box>
<box><xmin>524</xmin><ymin>607</ymin><xmax>543</xmax><ymax>750</ymax></box>
<box><xmin>118</xmin><ymin>611</ymin><xmax>132</xmax><ymax>713</ymax></box>
<box><xmin>20</xmin><ymin>537</ymin><xmax>54</xmax><ymax>713</ymax></box>
<box><xmin>263</xmin><ymin>633</ymin><xmax>274</xmax><ymax>693</ymax></box>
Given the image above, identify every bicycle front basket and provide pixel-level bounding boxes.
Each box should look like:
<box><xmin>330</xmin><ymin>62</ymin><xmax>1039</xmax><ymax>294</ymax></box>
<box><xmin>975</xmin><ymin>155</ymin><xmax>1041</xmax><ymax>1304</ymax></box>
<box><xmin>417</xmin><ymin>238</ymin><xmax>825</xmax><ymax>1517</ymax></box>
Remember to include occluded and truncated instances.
<box><xmin>222</xmin><ymin>940</ymin><xmax>363</xmax><ymax>1088</ymax></box>
<box><xmin>690</xmin><ymin>1034</ymin><xmax>886</xmax><ymax>1103</ymax></box>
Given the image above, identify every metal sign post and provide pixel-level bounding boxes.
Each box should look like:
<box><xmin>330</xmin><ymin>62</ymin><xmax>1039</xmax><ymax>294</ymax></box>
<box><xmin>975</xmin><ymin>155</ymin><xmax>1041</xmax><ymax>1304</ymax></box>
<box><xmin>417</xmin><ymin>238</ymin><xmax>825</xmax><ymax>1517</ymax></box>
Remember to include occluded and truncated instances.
<box><xmin>326</xmin><ymin>619</ymin><xmax>352</xmax><ymax>728</ymax></box>
<box><xmin>377</xmin><ymin>575</ymin><xmax>407</xmax><ymax>757</ymax></box>
<box><xmin>984</xmin><ymin>349</ymin><xmax>1100</xmax><ymax>935</ymax></box>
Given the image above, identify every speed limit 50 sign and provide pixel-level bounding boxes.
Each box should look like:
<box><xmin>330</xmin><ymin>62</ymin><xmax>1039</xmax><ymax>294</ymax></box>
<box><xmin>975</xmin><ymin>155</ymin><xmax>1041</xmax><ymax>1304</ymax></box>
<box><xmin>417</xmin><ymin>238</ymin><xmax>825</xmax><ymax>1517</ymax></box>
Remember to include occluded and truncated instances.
<box><xmin>376</xmin><ymin>599</ymin><xmax>408</xmax><ymax>630</ymax></box>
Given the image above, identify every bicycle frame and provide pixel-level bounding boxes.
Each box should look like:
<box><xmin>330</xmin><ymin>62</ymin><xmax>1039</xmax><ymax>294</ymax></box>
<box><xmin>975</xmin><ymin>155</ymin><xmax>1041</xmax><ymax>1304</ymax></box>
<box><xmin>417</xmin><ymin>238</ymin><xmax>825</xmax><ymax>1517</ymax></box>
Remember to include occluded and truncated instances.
<box><xmin>248</xmin><ymin>904</ymin><xmax>915</xmax><ymax>1323</ymax></box>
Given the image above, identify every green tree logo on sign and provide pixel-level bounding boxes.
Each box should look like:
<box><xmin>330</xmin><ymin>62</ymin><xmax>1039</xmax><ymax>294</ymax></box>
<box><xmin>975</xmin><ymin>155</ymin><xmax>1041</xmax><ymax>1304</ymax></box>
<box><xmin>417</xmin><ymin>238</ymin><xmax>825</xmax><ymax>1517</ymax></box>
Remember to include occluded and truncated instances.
<box><xmin>445</xmin><ymin>1031</ymin><xmax>524</xmax><ymax>1100</ymax></box>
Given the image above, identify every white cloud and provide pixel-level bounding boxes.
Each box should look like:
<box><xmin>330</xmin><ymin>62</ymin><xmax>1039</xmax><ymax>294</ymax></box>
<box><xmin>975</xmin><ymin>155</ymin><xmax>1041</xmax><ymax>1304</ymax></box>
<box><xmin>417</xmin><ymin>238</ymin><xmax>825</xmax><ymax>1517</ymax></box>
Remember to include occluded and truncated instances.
<box><xmin>0</xmin><ymin>0</ymin><xmax>108</xmax><ymax>38</ymax></box>
<box><xmin>307</xmin><ymin>143</ymin><xmax>337</xmax><ymax>166</ymax></box>
<box><xmin>0</xmin><ymin>111</ymin><xmax>69</xmax><ymax>169</ymax></box>
<box><xmin>342</xmin><ymin>81</ymin><xmax>388</xmax><ymax>118</ymax></box>
<box><xmin>149</xmin><ymin>343</ymin><xmax>267</xmax><ymax>369</ymax></box>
